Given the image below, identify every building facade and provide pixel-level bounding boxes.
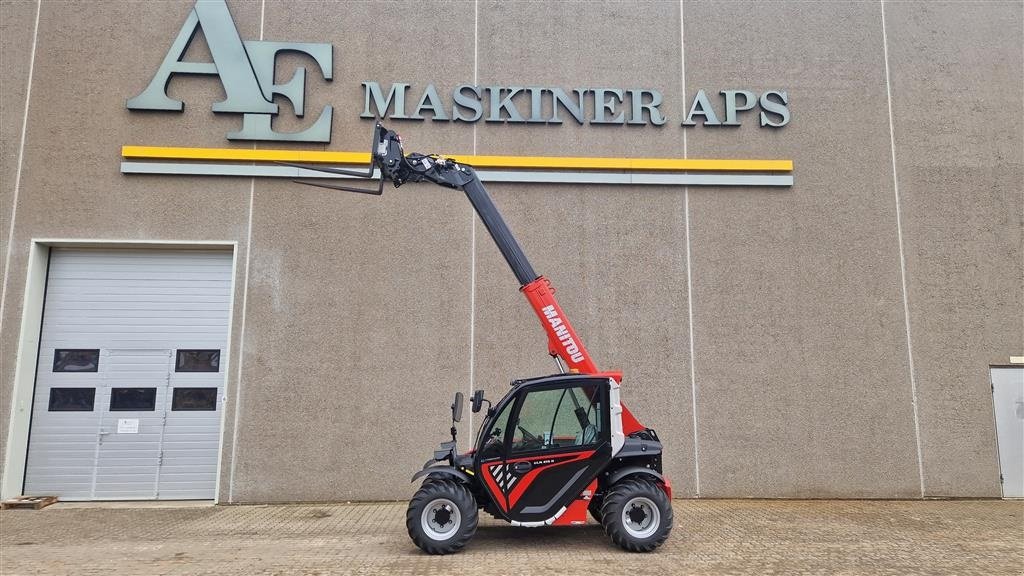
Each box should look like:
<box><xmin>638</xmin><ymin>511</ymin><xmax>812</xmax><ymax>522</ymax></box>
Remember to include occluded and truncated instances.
<box><xmin>1</xmin><ymin>0</ymin><xmax>1021</xmax><ymax>503</ymax></box>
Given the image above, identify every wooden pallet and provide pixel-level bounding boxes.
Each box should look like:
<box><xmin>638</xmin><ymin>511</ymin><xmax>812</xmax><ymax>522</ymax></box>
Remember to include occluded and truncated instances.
<box><xmin>1</xmin><ymin>496</ymin><xmax>58</xmax><ymax>510</ymax></box>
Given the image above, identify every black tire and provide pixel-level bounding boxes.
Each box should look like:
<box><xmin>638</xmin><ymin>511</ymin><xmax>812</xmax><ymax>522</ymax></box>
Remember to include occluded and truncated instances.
<box><xmin>588</xmin><ymin>494</ymin><xmax>604</xmax><ymax>523</ymax></box>
<box><xmin>600</xmin><ymin>478</ymin><xmax>673</xmax><ymax>552</ymax></box>
<box><xmin>406</xmin><ymin>479</ymin><xmax>478</xmax><ymax>555</ymax></box>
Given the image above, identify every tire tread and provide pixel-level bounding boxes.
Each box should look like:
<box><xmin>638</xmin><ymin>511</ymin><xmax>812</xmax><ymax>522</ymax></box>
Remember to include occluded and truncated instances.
<box><xmin>600</xmin><ymin>477</ymin><xmax>673</xmax><ymax>552</ymax></box>
<box><xmin>406</xmin><ymin>479</ymin><xmax>479</xmax><ymax>555</ymax></box>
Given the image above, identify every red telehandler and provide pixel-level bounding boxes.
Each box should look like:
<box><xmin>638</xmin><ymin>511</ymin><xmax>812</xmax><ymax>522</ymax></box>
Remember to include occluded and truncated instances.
<box><xmin>290</xmin><ymin>123</ymin><xmax>673</xmax><ymax>554</ymax></box>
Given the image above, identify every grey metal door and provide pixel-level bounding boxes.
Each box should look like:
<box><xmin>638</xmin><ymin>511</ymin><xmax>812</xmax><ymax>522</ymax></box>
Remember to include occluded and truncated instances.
<box><xmin>158</xmin><ymin>351</ymin><xmax>226</xmax><ymax>499</ymax></box>
<box><xmin>93</xmin><ymin>349</ymin><xmax>173</xmax><ymax>499</ymax></box>
<box><xmin>991</xmin><ymin>367</ymin><xmax>1024</xmax><ymax>498</ymax></box>
<box><xmin>23</xmin><ymin>248</ymin><xmax>233</xmax><ymax>500</ymax></box>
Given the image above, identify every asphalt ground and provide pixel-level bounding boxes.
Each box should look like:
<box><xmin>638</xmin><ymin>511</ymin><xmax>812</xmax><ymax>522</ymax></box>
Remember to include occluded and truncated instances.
<box><xmin>0</xmin><ymin>499</ymin><xmax>1021</xmax><ymax>575</ymax></box>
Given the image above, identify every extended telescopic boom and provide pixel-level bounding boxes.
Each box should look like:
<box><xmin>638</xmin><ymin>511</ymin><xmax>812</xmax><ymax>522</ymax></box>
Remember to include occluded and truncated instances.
<box><xmin>289</xmin><ymin>123</ymin><xmax>645</xmax><ymax>434</ymax></box>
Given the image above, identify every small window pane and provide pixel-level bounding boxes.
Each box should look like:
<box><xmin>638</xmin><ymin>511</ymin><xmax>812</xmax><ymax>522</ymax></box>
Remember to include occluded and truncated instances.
<box><xmin>110</xmin><ymin>388</ymin><xmax>157</xmax><ymax>411</ymax></box>
<box><xmin>53</xmin><ymin>349</ymin><xmax>99</xmax><ymax>372</ymax></box>
<box><xmin>172</xmin><ymin>388</ymin><xmax>218</xmax><ymax>411</ymax></box>
<box><xmin>48</xmin><ymin>388</ymin><xmax>96</xmax><ymax>411</ymax></box>
<box><xmin>175</xmin><ymin>350</ymin><xmax>220</xmax><ymax>373</ymax></box>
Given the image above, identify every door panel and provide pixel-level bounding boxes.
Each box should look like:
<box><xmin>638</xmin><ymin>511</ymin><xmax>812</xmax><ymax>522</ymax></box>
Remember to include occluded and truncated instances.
<box><xmin>92</xmin><ymin>349</ymin><xmax>172</xmax><ymax>499</ymax></box>
<box><xmin>160</xmin><ymin>365</ymin><xmax>224</xmax><ymax>499</ymax></box>
<box><xmin>491</xmin><ymin>378</ymin><xmax>611</xmax><ymax>523</ymax></box>
<box><xmin>992</xmin><ymin>367</ymin><xmax>1024</xmax><ymax>498</ymax></box>
<box><xmin>481</xmin><ymin>450</ymin><xmax>608</xmax><ymax>521</ymax></box>
<box><xmin>504</xmin><ymin>449</ymin><xmax>607</xmax><ymax>518</ymax></box>
<box><xmin>23</xmin><ymin>249</ymin><xmax>233</xmax><ymax>500</ymax></box>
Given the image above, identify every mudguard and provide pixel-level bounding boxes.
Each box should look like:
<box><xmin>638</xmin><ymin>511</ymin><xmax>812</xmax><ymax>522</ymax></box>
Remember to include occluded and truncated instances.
<box><xmin>606</xmin><ymin>466</ymin><xmax>664</xmax><ymax>487</ymax></box>
<box><xmin>411</xmin><ymin>466</ymin><xmax>471</xmax><ymax>484</ymax></box>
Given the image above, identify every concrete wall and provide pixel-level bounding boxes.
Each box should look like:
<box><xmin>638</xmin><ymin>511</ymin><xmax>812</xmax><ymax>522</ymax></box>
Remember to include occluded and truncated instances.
<box><xmin>1</xmin><ymin>0</ymin><xmax>1020</xmax><ymax>501</ymax></box>
<box><xmin>886</xmin><ymin>2</ymin><xmax>1023</xmax><ymax>496</ymax></box>
<box><xmin>685</xmin><ymin>1</ymin><xmax>922</xmax><ymax>498</ymax></box>
<box><xmin>0</xmin><ymin>0</ymin><xmax>39</xmax><ymax>474</ymax></box>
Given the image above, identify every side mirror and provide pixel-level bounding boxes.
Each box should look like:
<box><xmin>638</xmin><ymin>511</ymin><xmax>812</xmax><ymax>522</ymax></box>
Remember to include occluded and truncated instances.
<box><xmin>451</xmin><ymin>391</ymin><xmax>464</xmax><ymax>423</ymax></box>
<box><xmin>471</xmin><ymin>389</ymin><xmax>485</xmax><ymax>413</ymax></box>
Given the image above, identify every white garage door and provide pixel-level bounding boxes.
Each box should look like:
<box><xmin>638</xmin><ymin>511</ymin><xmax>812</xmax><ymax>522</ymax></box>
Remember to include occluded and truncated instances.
<box><xmin>23</xmin><ymin>248</ymin><xmax>233</xmax><ymax>500</ymax></box>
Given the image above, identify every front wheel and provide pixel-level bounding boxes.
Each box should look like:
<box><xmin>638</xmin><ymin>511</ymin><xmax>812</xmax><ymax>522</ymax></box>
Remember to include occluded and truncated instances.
<box><xmin>600</xmin><ymin>478</ymin><xmax>673</xmax><ymax>552</ymax></box>
<box><xmin>406</xmin><ymin>479</ymin><xmax>478</xmax><ymax>555</ymax></box>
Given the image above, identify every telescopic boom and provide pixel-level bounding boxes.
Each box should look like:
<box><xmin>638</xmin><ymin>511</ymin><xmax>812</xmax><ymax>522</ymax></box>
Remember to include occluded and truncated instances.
<box><xmin>289</xmin><ymin>123</ymin><xmax>645</xmax><ymax>434</ymax></box>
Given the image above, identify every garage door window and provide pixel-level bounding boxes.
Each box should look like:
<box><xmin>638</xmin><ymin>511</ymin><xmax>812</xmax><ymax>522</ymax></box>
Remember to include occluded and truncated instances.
<box><xmin>172</xmin><ymin>388</ymin><xmax>218</xmax><ymax>411</ymax></box>
<box><xmin>175</xmin><ymin>350</ymin><xmax>220</xmax><ymax>372</ymax></box>
<box><xmin>53</xmin><ymin>349</ymin><xmax>99</xmax><ymax>372</ymax></box>
<box><xmin>110</xmin><ymin>388</ymin><xmax>157</xmax><ymax>411</ymax></box>
<box><xmin>48</xmin><ymin>388</ymin><xmax>96</xmax><ymax>411</ymax></box>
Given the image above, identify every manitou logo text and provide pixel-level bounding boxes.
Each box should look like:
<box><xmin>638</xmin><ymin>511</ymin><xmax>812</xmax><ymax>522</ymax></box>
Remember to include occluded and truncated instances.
<box><xmin>126</xmin><ymin>0</ymin><xmax>333</xmax><ymax>142</ymax></box>
<box><xmin>541</xmin><ymin>305</ymin><xmax>585</xmax><ymax>364</ymax></box>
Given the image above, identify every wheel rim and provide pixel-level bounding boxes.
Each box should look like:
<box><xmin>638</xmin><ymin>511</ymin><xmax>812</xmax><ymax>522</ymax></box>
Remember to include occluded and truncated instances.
<box><xmin>420</xmin><ymin>498</ymin><xmax>461</xmax><ymax>541</ymax></box>
<box><xmin>621</xmin><ymin>496</ymin><xmax>660</xmax><ymax>539</ymax></box>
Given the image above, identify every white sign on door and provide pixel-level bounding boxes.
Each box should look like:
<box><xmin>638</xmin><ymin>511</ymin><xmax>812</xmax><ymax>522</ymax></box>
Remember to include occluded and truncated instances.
<box><xmin>117</xmin><ymin>419</ymin><xmax>139</xmax><ymax>434</ymax></box>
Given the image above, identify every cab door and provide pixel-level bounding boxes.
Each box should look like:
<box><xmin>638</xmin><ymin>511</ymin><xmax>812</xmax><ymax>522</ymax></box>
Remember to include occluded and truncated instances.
<box><xmin>482</xmin><ymin>377</ymin><xmax>612</xmax><ymax>524</ymax></box>
<box><xmin>475</xmin><ymin>394</ymin><xmax>515</xmax><ymax>512</ymax></box>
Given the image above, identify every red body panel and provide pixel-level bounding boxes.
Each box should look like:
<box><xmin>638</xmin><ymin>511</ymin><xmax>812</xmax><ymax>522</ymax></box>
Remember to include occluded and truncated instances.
<box><xmin>521</xmin><ymin>277</ymin><xmax>645</xmax><ymax>434</ymax></box>
<box><xmin>480</xmin><ymin>460</ymin><xmax>508</xmax><ymax>511</ymax></box>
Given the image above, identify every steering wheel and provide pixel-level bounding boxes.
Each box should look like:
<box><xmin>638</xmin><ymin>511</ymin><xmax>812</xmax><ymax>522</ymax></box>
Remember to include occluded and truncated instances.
<box><xmin>517</xmin><ymin>425</ymin><xmax>543</xmax><ymax>447</ymax></box>
<box><xmin>480</xmin><ymin>428</ymin><xmax>502</xmax><ymax>454</ymax></box>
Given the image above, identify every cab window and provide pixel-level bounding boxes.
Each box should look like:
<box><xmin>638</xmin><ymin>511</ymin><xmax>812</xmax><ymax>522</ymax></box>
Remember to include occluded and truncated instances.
<box><xmin>511</xmin><ymin>385</ymin><xmax>601</xmax><ymax>454</ymax></box>
<box><xmin>478</xmin><ymin>399</ymin><xmax>513</xmax><ymax>460</ymax></box>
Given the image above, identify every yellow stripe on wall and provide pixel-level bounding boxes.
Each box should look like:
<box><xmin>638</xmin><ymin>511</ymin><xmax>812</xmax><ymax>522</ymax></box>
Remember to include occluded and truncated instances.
<box><xmin>121</xmin><ymin>145</ymin><xmax>793</xmax><ymax>172</ymax></box>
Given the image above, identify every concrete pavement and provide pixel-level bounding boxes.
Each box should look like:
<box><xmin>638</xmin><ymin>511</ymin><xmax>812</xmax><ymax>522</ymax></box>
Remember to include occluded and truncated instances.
<box><xmin>1</xmin><ymin>499</ymin><xmax>1021</xmax><ymax>575</ymax></box>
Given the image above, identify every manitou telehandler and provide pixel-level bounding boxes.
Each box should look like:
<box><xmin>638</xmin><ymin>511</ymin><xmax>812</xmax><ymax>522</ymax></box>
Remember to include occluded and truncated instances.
<box><xmin>291</xmin><ymin>123</ymin><xmax>673</xmax><ymax>554</ymax></box>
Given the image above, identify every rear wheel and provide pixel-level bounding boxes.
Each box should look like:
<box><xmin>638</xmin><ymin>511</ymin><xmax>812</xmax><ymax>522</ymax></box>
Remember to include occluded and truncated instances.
<box><xmin>588</xmin><ymin>494</ymin><xmax>604</xmax><ymax>522</ymax></box>
<box><xmin>406</xmin><ymin>479</ymin><xmax>478</xmax><ymax>555</ymax></box>
<box><xmin>600</xmin><ymin>478</ymin><xmax>672</xmax><ymax>552</ymax></box>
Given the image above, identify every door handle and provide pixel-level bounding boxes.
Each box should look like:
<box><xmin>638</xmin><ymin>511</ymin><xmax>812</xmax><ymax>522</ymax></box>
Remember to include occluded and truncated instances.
<box><xmin>98</xmin><ymin>430</ymin><xmax>111</xmax><ymax>436</ymax></box>
<box><xmin>513</xmin><ymin>461</ymin><xmax>532</xmax><ymax>474</ymax></box>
